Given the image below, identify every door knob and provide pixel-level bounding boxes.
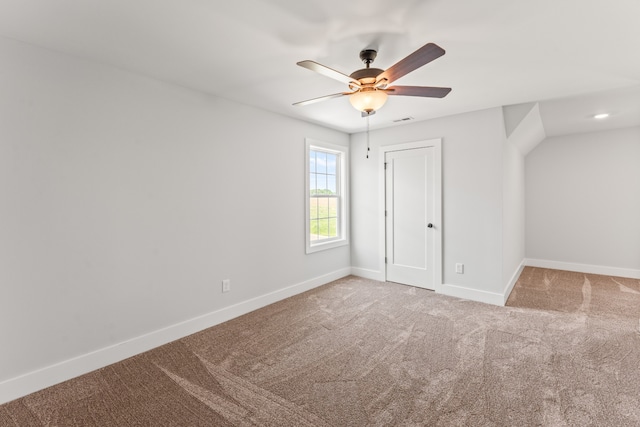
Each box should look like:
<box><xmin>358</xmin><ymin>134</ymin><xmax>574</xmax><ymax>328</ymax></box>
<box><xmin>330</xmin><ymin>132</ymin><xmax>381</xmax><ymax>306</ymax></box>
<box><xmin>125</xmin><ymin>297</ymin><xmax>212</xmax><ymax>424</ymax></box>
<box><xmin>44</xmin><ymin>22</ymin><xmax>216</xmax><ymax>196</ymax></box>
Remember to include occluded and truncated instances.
<box><xmin>427</xmin><ymin>223</ymin><xmax>433</xmax><ymax>228</ymax></box>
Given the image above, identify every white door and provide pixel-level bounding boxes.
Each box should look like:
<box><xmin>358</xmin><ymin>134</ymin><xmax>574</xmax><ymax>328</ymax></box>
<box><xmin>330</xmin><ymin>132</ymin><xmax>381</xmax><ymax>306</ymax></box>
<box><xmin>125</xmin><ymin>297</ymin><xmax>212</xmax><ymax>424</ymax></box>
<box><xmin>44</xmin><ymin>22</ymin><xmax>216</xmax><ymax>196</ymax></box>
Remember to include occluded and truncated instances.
<box><xmin>385</xmin><ymin>147</ymin><xmax>436</xmax><ymax>289</ymax></box>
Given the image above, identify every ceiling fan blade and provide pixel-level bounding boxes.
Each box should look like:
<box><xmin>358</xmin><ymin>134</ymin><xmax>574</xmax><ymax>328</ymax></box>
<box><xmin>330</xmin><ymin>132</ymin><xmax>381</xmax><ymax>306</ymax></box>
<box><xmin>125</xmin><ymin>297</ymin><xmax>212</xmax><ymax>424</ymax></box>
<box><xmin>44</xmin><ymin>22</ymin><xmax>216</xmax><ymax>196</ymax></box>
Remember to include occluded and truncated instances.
<box><xmin>297</xmin><ymin>60</ymin><xmax>360</xmax><ymax>87</ymax></box>
<box><xmin>293</xmin><ymin>92</ymin><xmax>350</xmax><ymax>107</ymax></box>
<box><xmin>385</xmin><ymin>85</ymin><xmax>452</xmax><ymax>98</ymax></box>
<box><xmin>376</xmin><ymin>43</ymin><xmax>446</xmax><ymax>86</ymax></box>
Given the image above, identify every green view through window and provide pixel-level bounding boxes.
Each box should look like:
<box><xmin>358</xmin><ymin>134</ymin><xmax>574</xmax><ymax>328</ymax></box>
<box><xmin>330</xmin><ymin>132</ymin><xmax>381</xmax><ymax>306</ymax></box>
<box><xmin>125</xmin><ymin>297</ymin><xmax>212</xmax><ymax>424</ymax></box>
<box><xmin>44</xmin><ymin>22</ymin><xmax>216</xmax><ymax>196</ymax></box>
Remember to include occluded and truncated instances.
<box><xmin>309</xmin><ymin>149</ymin><xmax>339</xmax><ymax>241</ymax></box>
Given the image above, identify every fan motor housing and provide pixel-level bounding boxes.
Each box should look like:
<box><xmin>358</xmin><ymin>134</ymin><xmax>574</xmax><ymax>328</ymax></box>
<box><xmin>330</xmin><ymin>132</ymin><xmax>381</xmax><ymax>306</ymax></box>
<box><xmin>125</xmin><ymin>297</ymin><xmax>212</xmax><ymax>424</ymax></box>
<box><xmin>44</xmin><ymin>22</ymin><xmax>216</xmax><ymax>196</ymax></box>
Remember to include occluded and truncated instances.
<box><xmin>350</xmin><ymin>49</ymin><xmax>383</xmax><ymax>83</ymax></box>
<box><xmin>350</xmin><ymin>68</ymin><xmax>384</xmax><ymax>81</ymax></box>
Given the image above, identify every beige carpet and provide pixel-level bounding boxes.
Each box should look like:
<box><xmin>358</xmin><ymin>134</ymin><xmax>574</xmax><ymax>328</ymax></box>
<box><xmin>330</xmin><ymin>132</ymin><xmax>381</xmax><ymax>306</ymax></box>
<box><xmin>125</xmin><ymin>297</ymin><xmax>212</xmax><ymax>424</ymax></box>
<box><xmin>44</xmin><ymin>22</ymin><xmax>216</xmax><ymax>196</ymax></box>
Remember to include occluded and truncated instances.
<box><xmin>1</xmin><ymin>268</ymin><xmax>640</xmax><ymax>426</ymax></box>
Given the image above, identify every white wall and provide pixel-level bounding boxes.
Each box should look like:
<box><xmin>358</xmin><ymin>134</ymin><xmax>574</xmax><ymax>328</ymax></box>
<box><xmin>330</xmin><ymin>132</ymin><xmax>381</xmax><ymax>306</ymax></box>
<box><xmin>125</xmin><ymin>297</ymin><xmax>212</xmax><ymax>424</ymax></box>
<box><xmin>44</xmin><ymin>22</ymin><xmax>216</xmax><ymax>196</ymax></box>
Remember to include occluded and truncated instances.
<box><xmin>526</xmin><ymin>126</ymin><xmax>640</xmax><ymax>276</ymax></box>
<box><xmin>0</xmin><ymin>37</ymin><xmax>350</xmax><ymax>400</ymax></box>
<box><xmin>501</xmin><ymin>135</ymin><xmax>526</xmax><ymax>298</ymax></box>
<box><xmin>350</xmin><ymin>108</ymin><xmax>508</xmax><ymax>303</ymax></box>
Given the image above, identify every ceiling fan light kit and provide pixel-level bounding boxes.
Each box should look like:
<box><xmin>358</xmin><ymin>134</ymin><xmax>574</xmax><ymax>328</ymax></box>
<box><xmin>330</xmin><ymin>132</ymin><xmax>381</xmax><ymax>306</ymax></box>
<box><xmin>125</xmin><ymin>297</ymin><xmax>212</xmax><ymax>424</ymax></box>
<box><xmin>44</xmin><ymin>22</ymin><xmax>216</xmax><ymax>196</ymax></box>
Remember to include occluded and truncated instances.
<box><xmin>349</xmin><ymin>87</ymin><xmax>388</xmax><ymax>114</ymax></box>
<box><xmin>295</xmin><ymin>42</ymin><xmax>451</xmax><ymax>115</ymax></box>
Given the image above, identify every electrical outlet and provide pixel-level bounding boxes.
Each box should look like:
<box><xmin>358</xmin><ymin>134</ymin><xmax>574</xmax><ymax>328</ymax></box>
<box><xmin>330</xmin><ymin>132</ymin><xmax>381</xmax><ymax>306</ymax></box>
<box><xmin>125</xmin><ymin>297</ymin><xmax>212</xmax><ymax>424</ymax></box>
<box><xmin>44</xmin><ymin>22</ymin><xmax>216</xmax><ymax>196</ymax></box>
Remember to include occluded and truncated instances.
<box><xmin>222</xmin><ymin>279</ymin><xmax>231</xmax><ymax>293</ymax></box>
<box><xmin>455</xmin><ymin>263</ymin><xmax>464</xmax><ymax>274</ymax></box>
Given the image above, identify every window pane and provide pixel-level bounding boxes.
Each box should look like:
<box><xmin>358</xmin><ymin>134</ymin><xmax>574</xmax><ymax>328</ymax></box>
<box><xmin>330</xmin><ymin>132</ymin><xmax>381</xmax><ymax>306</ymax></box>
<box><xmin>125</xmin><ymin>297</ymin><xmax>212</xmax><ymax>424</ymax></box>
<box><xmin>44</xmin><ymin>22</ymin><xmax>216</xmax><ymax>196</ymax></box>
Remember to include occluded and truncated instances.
<box><xmin>326</xmin><ymin>153</ymin><xmax>337</xmax><ymax>175</ymax></box>
<box><xmin>327</xmin><ymin>175</ymin><xmax>336</xmax><ymax>195</ymax></box>
<box><xmin>310</xmin><ymin>197</ymin><xmax>318</xmax><ymax>220</ymax></box>
<box><xmin>318</xmin><ymin>219</ymin><xmax>329</xmax><ymax>237</ymax></box>
<box><xmin>310</xmin><ymin>220</ymin><xmax>319</xmax><ymax>241</ymax></box>
<box><xmin>328</xmin><ymin>197</ymin><xmax>337</xmax><ymax>218</ymax></box>
<box><xmin>310</xmin><ymin>151</ymin><xmax>316</xmax><ymax>173</ymax></box>
<box><xmin>316</xmin><ymin>151</ymin><xmax>327</xmax><ymax>174</ymax></box>
<box><xmin>309</xmin><ymin>173</ymin><xmax>316</xmax><ymax>192</ymax></box>
<box><xmin>328</xmin><ymin>218</ymin><xmax>338</xmax><ymax>237</ymax></box>
<box><xmin>316</xmin><ymin>174</ymin><xmax>327</xmax><ymax>193</ymax></box>
<box><xmin>318</xmin><ymin>197</ymin><xmax>329</xmax><ymax>219</ymax></box>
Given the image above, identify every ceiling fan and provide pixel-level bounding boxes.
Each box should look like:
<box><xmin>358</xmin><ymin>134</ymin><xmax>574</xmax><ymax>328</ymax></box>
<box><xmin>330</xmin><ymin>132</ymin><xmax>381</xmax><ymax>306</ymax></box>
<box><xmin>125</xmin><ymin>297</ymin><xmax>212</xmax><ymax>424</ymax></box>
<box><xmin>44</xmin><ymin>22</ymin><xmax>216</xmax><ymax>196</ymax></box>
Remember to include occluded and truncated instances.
<box><xmin>293</xmin><ymin>42</ymin><xmax>451</xmax><ymax>116</ymax></box>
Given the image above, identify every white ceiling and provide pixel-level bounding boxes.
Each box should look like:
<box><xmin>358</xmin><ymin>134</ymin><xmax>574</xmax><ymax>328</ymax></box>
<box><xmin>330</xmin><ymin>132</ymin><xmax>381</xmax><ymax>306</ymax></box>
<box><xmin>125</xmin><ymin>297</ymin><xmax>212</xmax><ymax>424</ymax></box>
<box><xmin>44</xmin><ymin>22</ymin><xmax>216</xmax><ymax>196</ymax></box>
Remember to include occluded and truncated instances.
<box><xmin>0</xmin><ymin>0</ymin><xmax>639</xmax><ymax>134</ymax></box>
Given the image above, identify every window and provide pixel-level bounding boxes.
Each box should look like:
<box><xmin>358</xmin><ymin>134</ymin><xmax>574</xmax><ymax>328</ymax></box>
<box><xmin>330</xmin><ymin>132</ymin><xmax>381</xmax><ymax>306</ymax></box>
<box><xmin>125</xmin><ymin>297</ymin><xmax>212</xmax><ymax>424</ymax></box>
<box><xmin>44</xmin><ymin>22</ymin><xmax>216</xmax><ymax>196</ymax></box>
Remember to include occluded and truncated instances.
<box><xmin>305</xmin><ymin>139</ymin><xmax>348</xmax><ymax>253</ymax></box>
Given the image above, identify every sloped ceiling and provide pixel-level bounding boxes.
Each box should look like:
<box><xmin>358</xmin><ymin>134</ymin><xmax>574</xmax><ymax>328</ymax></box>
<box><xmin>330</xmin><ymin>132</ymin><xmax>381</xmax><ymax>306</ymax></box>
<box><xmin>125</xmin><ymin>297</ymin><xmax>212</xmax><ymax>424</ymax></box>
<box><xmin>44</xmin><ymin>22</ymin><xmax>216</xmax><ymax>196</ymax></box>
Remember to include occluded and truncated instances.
<box><xmin>538</xmin><ymin>85</ymin><xmax>640</xmax><ymax>137</ymax></box>
<box><xmin>0</xmin><ymin>0</ymin><xmax>638</xmax><ymax>133</ymax></box>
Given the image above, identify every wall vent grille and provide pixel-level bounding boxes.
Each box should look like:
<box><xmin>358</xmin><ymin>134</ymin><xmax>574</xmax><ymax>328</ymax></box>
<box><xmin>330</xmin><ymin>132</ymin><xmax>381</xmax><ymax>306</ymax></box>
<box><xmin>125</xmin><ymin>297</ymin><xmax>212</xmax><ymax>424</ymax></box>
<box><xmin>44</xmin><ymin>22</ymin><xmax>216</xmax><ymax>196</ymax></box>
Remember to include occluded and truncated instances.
<box><xmin>392</xmin><ymin>117</ymin><xmax>414</xmax><ymax>123</ymax></box>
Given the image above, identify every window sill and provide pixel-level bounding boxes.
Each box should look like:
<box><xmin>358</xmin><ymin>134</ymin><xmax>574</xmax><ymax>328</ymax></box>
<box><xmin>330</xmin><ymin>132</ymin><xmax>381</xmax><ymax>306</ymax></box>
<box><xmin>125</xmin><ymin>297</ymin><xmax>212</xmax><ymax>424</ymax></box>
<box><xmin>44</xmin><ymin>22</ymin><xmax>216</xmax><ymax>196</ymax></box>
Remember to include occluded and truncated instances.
<box><xmin>306</xmin><ymin>238</ymin><xmax>349</xmax><ymax>254</ymax></box>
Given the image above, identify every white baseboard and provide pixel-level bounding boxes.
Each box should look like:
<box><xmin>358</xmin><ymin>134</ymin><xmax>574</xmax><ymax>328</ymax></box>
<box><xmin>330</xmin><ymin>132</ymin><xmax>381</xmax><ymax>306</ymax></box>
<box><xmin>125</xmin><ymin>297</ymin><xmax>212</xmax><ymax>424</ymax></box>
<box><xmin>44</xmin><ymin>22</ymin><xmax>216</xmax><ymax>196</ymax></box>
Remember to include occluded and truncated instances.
<box><xmin>438</xmin><ymin>283</ymin><xmax>505</xmax><ymax>306</ymax></box>
<box><xmin>503</xmin><ymin>260</ymin><xmax>526</xmax><ymax>305</ymax></box>
<box><xmin>350</xmin><ymin>267</ymin><xmax>385</xmax><ymax>281</ymax></box>
<box><xmin>0</xmin><ymin>267</ymin><xmax>351</xmax><ymax>405</ymax></box>
<box><xmin>525</xmin><ymin>259</ymin><xmax>640</xmax><ymax>279</ymax></box>
<box><xmin>352</xmin><ymin>267</ymin><xmax>511</xmax><ymax>307</ymax></box>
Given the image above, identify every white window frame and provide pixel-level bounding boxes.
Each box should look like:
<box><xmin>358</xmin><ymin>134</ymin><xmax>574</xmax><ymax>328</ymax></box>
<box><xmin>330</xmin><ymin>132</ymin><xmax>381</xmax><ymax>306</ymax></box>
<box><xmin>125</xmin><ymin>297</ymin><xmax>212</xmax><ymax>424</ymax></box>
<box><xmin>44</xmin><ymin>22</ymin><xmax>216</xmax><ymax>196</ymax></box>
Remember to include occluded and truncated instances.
<box><xmin>305</xmin><ymin>138</ymin><xmax>349</xmax><ymax>254</ymax></box>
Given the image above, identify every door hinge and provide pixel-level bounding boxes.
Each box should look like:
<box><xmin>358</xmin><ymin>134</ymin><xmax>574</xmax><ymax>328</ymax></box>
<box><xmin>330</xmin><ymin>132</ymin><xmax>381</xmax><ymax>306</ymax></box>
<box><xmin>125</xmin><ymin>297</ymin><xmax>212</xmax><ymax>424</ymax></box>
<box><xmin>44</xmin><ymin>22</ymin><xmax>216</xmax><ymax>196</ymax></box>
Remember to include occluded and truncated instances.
<box><xmin>385</xmin><ymin>257</ymin><xmax>387</xmax><ymax>264</ymax></box>
<box><xmin>384</xmin><ymin>162</ymin><xmax>387</xmax><ymax>170</ymax></box>
<box><xmin>385</xmin><ymin>210</ymin><xmax>387</xmax><ymax>217</ymax></box>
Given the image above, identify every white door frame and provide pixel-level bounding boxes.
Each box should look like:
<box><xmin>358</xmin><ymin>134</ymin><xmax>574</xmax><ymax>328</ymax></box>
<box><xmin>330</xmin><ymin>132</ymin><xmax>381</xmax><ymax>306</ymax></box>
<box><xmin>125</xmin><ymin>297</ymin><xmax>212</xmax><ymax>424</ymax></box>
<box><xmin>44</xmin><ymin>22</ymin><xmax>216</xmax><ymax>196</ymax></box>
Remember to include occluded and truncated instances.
<box><xmin>379</xmin><ymin>139</ymin><xmax>442</xmax><ymax>292</ymax></box>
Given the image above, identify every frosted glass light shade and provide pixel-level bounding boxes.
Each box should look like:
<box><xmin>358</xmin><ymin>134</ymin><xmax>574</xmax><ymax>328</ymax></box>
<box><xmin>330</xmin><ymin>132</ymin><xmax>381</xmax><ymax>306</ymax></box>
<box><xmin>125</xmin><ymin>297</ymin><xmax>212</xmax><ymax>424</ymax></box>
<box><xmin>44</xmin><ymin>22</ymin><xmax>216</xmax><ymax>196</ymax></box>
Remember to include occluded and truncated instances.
<box><xmin>349</xmin><ymin>89</ymin><xmax>388</xmax><ymax>113</ymax></box>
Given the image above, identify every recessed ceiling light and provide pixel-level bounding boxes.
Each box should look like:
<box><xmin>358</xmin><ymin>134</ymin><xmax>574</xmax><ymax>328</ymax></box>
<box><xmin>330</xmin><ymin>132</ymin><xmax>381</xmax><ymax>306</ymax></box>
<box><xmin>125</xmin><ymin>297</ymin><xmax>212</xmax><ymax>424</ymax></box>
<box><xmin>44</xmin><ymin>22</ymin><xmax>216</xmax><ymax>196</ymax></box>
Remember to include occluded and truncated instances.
<box><xmin>593</xmin><ymin>113</ymin><xmax>609</xmax><ymax>119</ymax></box>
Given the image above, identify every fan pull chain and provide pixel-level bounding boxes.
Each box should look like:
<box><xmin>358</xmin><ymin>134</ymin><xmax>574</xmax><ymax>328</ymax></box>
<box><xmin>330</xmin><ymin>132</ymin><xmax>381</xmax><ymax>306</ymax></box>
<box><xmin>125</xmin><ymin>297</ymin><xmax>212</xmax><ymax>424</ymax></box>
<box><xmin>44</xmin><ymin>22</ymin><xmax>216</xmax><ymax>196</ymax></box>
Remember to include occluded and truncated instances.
<box><xmin>366</xmin><ymin>115</ymin><xmax>370</xmax><ymax>159</ymax></box>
